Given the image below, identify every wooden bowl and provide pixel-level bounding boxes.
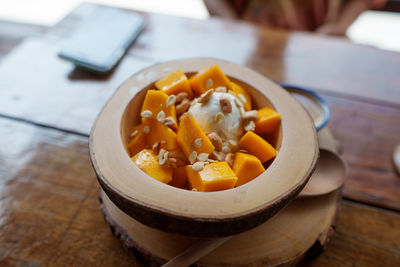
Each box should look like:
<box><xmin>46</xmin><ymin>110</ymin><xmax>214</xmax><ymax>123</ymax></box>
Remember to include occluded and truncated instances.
<box><xmin>89</xmin><ymin>58</ymin><xmax>318</xmax><ymax>237</ymax></box>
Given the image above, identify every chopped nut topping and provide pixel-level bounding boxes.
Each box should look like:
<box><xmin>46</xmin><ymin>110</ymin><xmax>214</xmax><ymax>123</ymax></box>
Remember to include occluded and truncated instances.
<box><xmin>190</xmin><ymin>98</ymin><xmax>199</xmax><ymax>107</ymax></box>
<box><xmin>225</xmin><ymin>153</ymin><xmax>235</xmax><ymax>167</ymax></box>
<box><xmin>219</xmin><ymin>131</ymin><xmax>228</xmax><ymax>140</ymax></box>
<box><xmin>192</xmin><ymin>161</ymin><xmax>205</xmax><ymax>172</ymax></box>
<box><xmin>228</xmin><ymin>90</ymin><xmax>237</xmax><ymax>97</ymax></box>
<box><xmin>141</xmin><ymin>110</ymin><xmax>152</xmax><ymax>118</ymax></box>
<box><xmin>166</xmin><ymin>95</ymin><xmax>176</xmax><ymax>107</ymax></box>
<box><xmin>130</xmin><ymin>129</ymin><xmax>138</xmax><ymax>137</ymax></box>
<box><xmin>228</xmin><ymin>140</ymin><xmax>238</xmax><ymax>147</ymax></box>
<box><xmin>239</xmin><ymin>107</ymin><xmax>245</xmax><ymax>116</ymax></box>
<box><xmin>238</xmin><ymin>93</ymin><xmax>247</xmax><ymax>104</ymax></box>
<box><xmin>189</xmin><ymin>151</ymin><xmax>198</xmax><ymax>164</ymax></box>
<box><xmin>207</xmin><ymin>158</ymin><xmax>218</xmax><ymax>163</ymax></box>
<box><xmin>234</xmin><ymin>97</ymin><xmax>244</xmax><ymax>108</ymax></box>
<box><xmin>242</xmin><ymin>110</ymin><xmax>259</xmax><ymax>121</ymax></box>
<box><xmin>193</xmin><ymin>138</ymin><xmax>203</xmax><ymax>148</ymax></box>
<box><xmin>176</xmin><ymin>98</ymin><xmax>190</xmax><ymax>116</ymax></box>
<box><xmin>157</xmin><ymin>110</ymin><xmax>166</xmax><ymax>122</ymax></box>
<box><xmin>163</xmin><ymin>116</ymin><xmax>175</xmax><ymax>126</ymax></box>
<box><xmin>207</xmin><ymin>132</ymin><xmax>223</xmax><ymax>151</ymax></box>
<box><xmin>210</xmin><ymin>150</ymin><xmax>225</xmax><ymax>161</ymax></box>
<box><xmin>198</xmin><ymin>89</ymin><xmax>213</xmax><ymax>105</ymax></box>
<box><xmin>158</xmin><ymin>149</ymin><xmax>169</xmax><ymax>165</ymax></box>
<box><xmin>167</xmin><ymin>158</ymin><xmax>178</xmax><ymax>168</ymax></box>
<box><xmin>244</xmin><ymin>120</ymin><xmax>256</xmax><ymax>132</ymax></box>
<box><xmin>176</xmin><ymin>92</ymin><xmax>189</xmax><ymax>103</ymax></box>
<box><xmin>222</xmin><ymin>143</ymin><xmax>230</xmax><ymax>153</ymax></box>
<box><xmin>214</xmin><ymin>112</ymin><xmax>225</xmax><ymax>124</ymax></box>
<box><xmin>205</xmin><ymin>78</ymin><xmax>213</xmax><ymax>89</ymax></box>
<box><xmin>192</xmin><ymin>188</ymin><xmax>198</xmax><ymax>191</ymax></box>
<box><xmin>161</xmin><ymin>139</ymin><xmax>166</xmax><ymax>144</ymax></box>
<box><xmin>197</xmin><ymin>153</ymin><xmax>209</xmax><ymax>162</ymax></box>
<box><xmin>238</xmin><ymin>149</ymin><xmax>248</xmax><ymax>153</ymax></box>
<box><xmin>152</xmin><ymin>142</ymin><xmax>160</xmax><ymax>154</ymax></box>
<box><xmin>143</xmin><ymin>125</ymin><xmax>150</xmax><ymax>133</ymax></box>
<box><xmin>158</xmin><ymin>149</ymin><xmax>183</xmax><ymax>168</ymax></box>
<box><xmin>215</xmin><ymin>86</ymin><xmax>227</xmax><ymax>93</ymax></box>
<box><xmin>169</xmin><ymin>150</ymin><xmax>188</xmax><ymax>167</ymax></box>
<box><xmin>219</xmin><ymin>97</ymin><xmax>232</xmax><ymax>113</ymax></box>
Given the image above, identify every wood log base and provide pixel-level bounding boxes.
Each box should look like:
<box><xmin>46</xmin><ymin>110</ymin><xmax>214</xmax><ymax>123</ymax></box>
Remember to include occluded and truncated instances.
<box><xmin>99</xmin><ymin>189</ymin><xmax>340</xmax><ymax>266</ymax></box>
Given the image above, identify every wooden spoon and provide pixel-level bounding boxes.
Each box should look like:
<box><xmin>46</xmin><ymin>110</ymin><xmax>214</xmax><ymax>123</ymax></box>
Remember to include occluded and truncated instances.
<box><xmin>298</xmin><ymin>149</ymin><xmax>346</xmax><ymax>198</ymax></box>
<box><xmin>162</xmin><ymin>149</ymin><xmax>346</xmax><ymax>267</ymax></box>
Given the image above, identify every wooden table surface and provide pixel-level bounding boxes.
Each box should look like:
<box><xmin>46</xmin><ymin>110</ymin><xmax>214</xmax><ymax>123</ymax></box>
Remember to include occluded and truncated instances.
<box><xmin>0</xmin><ymin>3</ymin><xmax>399</xmax><ymax>266</ymax></box>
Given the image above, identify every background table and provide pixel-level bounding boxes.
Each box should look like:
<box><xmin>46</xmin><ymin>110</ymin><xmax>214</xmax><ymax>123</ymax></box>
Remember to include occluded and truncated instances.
<box><xmin>0</xmin><ymin>3</ymin><xmax>399</xmax><ymax>266</ymax></box>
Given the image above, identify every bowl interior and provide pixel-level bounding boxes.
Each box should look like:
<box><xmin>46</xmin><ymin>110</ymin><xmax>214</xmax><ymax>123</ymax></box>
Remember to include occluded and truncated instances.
<box><xmin>121</xmin><ymin>74</ymin><xmax>282</xmax><ymax>161</ymax></box>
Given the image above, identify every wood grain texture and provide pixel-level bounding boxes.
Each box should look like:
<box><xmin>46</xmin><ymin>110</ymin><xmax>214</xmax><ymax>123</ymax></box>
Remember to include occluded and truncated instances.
<box><xmin>0</xmin><ymin>118</ymin><xmax>137</xmax><ymax>266</ymax></box>
<box><xmin>0</xmin><ymin>38</ymin><xmax>155</xmax><ymax>135</ymax></box>
<box><xmin>0</xmin><ymin>118</ymin><xmax>399</xmax><ymax>266</ymax></box>
<box><xmin>322</xmin><ymin>93</ymin><xmax>400</xmax><ymax>210</ymax></box>
<box><xmin>304</xmin><ymin>201</ymin><xmax>400</xmax><ymax>266</ymax></box>
<box><xmin>0</xmin><ymin>20</ymin><xmax>46</xmax><ymax>61</ymax></box>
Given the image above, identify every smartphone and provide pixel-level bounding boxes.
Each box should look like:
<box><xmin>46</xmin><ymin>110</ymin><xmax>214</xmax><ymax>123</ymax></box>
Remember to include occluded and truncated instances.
<box><xmin>58</xmin><ymin>7</ymin><xmax>145</xmax><ymax>74</ymax></box>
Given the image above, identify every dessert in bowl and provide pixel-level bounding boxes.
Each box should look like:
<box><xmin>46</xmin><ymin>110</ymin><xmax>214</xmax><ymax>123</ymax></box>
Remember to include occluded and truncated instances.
<box><xmin>89</xmin><ymin>58</ymin><xmax>318</xmax><ymax>237</ymax></box>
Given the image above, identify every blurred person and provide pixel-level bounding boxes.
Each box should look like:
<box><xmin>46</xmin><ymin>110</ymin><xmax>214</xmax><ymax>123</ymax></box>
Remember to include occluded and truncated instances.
<box><xmin>204</xmin><ymin>0</ymin><xmax>388</xmax><ymax>35</ymax></box>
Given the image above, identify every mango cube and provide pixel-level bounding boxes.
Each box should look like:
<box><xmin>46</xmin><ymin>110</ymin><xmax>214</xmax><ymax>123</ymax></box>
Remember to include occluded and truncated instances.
<box><xmin>143</xmin><ymin>119</ymin><xmax>180</xmax><ymax>151</ymax></box>
<box><xmin>169</xmin><ymin>166</ymin><xmax>188</xmax><ymax>188</ymax></box>
<box><xmin>186</xmin><ymin>162</ymin><xmax>238</xmax><ymax>192</ymax></box>
<box><xmin>189</xmin><ymin>65</ymin><xmax>231</xmax><ymax>96</ymax></box>
<box><xmin>255</xmin><ymin>107</ymin><xmax>281</xmax><ymax>134</ymax></box>
<box><xmin>230</xmin><ymin>82</ymin><xmax>252</xmax><ymax>111</ymax></box>
<box><xmin>238</xmin><ymin>131</ymin><xmax>277</xmax><ymax>163</ymax></box>
<box><xmin>141</xmin><ymin>90</ymin><xmax>177</xmax><ymax>129</ymax></box>
<box><xmin>155</xmin><ymin>69</ymin><xmax>193</xmax><ymax>98</ymax></box>
<box><xmin>177</xmin><ymin>114</ymin><xmax>215</xmax><ymax>162</ymax></box>
<box><xmin>127</xmin><ymin>124</ymin><xmax>147</xmax><ymax>156</ymax></box>
<box><xmin>132</xmin><ymin>149</ymin><xmax>172</xmax><ymax>184</ymax></box>
<box><xmin>233</xmin><ymin>152</ymin><xmax>265</xmax><ymax>187</ymax></box>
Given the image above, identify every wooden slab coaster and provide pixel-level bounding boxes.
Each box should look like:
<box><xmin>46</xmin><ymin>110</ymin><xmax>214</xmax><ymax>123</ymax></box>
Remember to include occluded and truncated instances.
<box><xmin>100</xmin><ymin>189</ymin><xmax>340</xmax><ymax>266</ymax></box>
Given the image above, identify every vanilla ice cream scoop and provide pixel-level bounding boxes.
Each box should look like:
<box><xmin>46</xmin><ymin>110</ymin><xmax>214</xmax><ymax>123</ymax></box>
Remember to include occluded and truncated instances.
<box><xmin>188</xmin><ymin>92</ymin><xmax>244</xmax><ymax>153</ymax></box>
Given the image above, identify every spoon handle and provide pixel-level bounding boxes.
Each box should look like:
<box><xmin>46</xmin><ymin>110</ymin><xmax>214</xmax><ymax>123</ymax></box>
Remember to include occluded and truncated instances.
<box><xmin>162</xmin><ymin>236</ymin><xmax>232</xmax><ymax>267</ymax></box>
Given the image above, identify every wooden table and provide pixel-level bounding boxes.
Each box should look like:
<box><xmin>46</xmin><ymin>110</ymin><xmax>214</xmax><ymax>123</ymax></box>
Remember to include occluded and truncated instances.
<box><xmin>0</xmin><ymin>3</ymin><xmax>399</xmax><ymax>266</ymax></box>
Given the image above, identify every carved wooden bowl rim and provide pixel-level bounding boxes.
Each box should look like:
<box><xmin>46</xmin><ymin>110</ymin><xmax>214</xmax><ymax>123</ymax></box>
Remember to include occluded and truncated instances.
<box><xmin>89</xmin><ymin>58</ymin><xmax>318</xmax><ymax>236</ymax></box>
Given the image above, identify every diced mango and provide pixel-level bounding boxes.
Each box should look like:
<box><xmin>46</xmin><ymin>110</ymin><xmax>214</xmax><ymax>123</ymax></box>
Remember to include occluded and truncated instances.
<box><xmin>141</xmin><ymin>90</ymin><xmax>178</xmax><ymax>130</ymax></box>
<box><xmin>186</xmin><ymin>162</ymin><xmax>238</xmax><ymax>192</ymax></box>
<box><xmin>177</xmin><ymin>114</ymin><xmax>215</xmax><ymax>161</ymax></box>
<box><xmin>155</xmin><ymin>69</ymin><xmax>193</xmax><ymax>98</ymax></box>
<box><xmin>233</xmin><ymin>152</ymin><xmax>265</xmax><ymax>187</ymax></box>
<box><xmin>127</xmin><ymin>124</ymin><xmax>147</xmax><ymax>157</ymax></box>
<box><xmin>189</xmin><ymin>65</ymin><xmax>231</xmax><ymax>96</ymax></box>
<box><xmin>255</xmin><ymin>107</ymin><xmax>281</xmax><ymax>134</ymax></box>
<box><xmin>169</xmin><ymin>167</ymin><xmax>188</xmax><ymax>188</ymax></box>
<box><xmin>238</xmin><ymin>131</ymin><xmax>277</xmax><ymax>163</ymax></box>
<box><xmin>230</xmin><ymin>82</ymin><xmax>252</xmax><ymax>111</ymax></box>
<box><xmin>132</xmin><ymin>149</ymin><xmax>172</xmax><ymax>184</ymax></box>
<box><xmin>143</xmin><ymin>119</ymin><xmax>180</xmax><ymax>151</ymax></box>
